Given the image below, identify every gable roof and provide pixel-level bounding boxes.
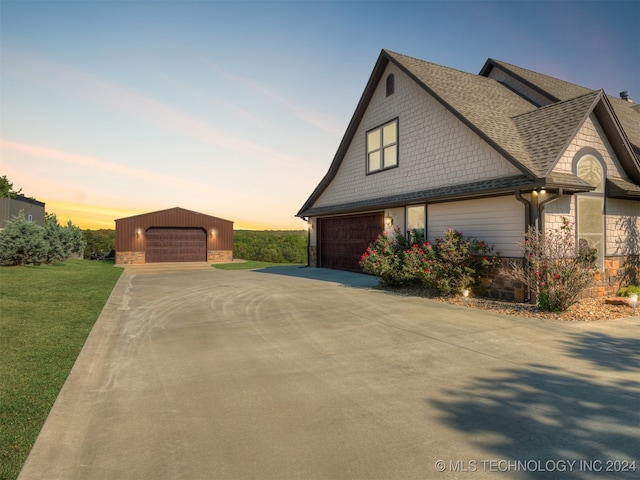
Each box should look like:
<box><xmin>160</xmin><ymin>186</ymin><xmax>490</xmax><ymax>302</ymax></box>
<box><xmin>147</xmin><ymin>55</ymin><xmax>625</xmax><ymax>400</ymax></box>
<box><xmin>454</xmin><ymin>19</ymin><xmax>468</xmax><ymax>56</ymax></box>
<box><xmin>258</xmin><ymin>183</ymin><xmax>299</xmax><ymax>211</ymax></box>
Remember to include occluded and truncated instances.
<box><xmin>115</xmin><ymin>206</ymin><xmax>233</xmax><ymax>224</ymax></box>
<box><xmin>481</xmin><ymin>58</ymin><xmax>640</xmax><ymax>158</ymax></box>
<box><xmin>297</xmin><ymin>51</ymin><xmax>640</xmax><ymax>217</ymax></box>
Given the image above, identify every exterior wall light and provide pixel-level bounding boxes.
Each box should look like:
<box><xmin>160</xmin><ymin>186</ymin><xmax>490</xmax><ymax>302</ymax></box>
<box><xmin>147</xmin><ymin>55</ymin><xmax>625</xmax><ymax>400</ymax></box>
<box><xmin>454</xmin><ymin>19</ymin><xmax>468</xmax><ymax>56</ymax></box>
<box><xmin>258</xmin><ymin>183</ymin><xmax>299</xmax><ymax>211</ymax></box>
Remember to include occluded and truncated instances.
<box><xmin>384</xmin><ymin>213</ymin><xmax>394</xmax><ymax>227</ymax></box>
<box><xmin>136</xmin><ymin>228</ymin><xmax>142</xmax><ymax>238</ymax></box>
<box><xmin>210</xmin><ymin>229</ymin><xmax>216</xmax><ymax>237</ymax></box>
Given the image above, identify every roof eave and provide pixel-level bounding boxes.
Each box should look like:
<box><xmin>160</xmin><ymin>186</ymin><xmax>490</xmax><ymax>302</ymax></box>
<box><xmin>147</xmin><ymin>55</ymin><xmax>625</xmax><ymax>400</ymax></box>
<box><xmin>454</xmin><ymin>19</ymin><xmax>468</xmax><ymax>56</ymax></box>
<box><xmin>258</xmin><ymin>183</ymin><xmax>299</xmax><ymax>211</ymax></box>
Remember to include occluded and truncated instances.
<box><xmin>593</xmin><ymin>95</ymin><xmax>640</xmax><ymax>184</ymax></box>
<box><xmin>296</xmin><ymin>51</ymin><xmax>391</xmax><ymax>216</ymax></box>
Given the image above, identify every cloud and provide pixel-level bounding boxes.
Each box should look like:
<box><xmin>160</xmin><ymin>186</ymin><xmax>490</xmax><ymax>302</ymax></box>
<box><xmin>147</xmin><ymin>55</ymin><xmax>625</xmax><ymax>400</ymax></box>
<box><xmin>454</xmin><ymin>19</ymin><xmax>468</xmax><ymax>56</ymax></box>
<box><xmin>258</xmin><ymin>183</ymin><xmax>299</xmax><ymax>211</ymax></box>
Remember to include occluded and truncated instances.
<box><xmin>197</xmin><ymin>56</ymin><xmax>343</xmax><ymax>135</ymax></box>
<box><xmin>1</xmin><ymin>48</ymin><xmax>315</xmax><ymax>170</ymax></box>
<box><xmin>0</xmin><ymin>139</ymin><xmax>210</xmax><ymax>192</ymax></box>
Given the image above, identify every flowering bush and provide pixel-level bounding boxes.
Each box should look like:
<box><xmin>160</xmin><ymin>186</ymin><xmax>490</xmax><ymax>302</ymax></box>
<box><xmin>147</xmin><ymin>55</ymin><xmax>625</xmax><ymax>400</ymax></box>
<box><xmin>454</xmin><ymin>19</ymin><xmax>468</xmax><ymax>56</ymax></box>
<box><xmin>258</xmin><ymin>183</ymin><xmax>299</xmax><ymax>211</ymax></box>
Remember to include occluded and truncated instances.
<box><xmin>359</xmin><ymin>227</ymin><xmax>411</xmax><ymax>286</ymax></box>
<box><xmin>428</xmin><ymin>229</ymin><xmax>499</xmax><ymax>295</ymax></box>
<box><xmin>512</xmin><ymin>219</ymin><xmax>597</xmax><ymax>311</ymax></box>
<box><xmin>401</xmin><ymin>241</ymin><xmax>437</xmax><ymax>286</ymax></box>
<box><xmin>361</xmin><ymin>227</ymin><xmax>499</xmax><ymax>295</ymax></box>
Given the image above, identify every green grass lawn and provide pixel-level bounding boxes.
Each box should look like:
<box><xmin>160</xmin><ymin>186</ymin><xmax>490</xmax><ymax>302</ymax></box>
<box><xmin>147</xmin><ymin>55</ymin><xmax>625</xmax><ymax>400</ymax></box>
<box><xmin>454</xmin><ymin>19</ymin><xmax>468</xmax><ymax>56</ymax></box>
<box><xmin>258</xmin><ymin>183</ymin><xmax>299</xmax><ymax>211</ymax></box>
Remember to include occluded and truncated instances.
<box><xmin>213</xmin><ymin>260</ymin><xmax>305</xmax><ymax>270</ymax></box>
<box><xmin>0</xmin><ymin>260</ymin><xmax>123</xmax><ymax>480</ymax></box>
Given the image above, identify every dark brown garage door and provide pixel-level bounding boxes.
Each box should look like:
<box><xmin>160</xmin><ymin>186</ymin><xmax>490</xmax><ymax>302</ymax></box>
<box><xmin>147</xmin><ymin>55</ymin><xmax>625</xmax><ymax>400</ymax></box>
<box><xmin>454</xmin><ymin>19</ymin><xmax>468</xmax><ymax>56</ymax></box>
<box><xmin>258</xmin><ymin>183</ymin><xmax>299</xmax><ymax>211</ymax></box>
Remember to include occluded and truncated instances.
<box><xmin>145</xmin><ymin>228</ymin><xmax>206</xmax><ymax>263</ymax></box>
<box><xmin>319</xmin><ymin>213</ymin><xmax>384</xmax><ymax>272</ymax></box>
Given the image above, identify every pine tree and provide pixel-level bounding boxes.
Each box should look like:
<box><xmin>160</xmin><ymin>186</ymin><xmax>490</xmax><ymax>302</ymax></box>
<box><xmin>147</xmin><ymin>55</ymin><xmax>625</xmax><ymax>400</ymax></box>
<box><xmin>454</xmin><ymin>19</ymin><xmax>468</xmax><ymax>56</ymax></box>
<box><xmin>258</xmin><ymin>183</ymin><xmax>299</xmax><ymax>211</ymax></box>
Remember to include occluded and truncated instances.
<box><xmin>0</xmin><ymin>212</ymin><xmax>48</xmax><ymax>265</ymax></box>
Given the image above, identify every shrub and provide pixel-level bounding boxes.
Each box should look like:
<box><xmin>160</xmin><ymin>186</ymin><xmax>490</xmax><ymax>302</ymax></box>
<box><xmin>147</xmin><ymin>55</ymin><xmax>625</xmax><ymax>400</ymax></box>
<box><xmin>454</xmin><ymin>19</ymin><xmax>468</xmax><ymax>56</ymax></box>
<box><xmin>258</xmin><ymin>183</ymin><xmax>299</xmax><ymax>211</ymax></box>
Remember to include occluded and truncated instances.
<box><xmin>361</xmin><ymin>227</ymin><xmax>498</xmax><ymax>294</ymax></box>
<box><xmin>0</xmin><ymin>212</ymin><xmax>86</xmax><ymax>266</ymax></box>
<box><xmin>401</xmin><ymin>241</ymin><xmax>437</xmax><ymax>287</ymax></box>
<box><xmin>429</xmin><ymin>229</ymin><xmax>499</xmax><ymax>295</ymax></box>
<box><xmin>512</xmin><ymin>219</ymin><xmax>597</xmax><ymax>312</ymax></box>
<box><xmin>360</xmin><ymin>227</ymin><xmax>411</xmax><ymax>286</ymax></box>
<box><xmin>616</xmin><ymin>285</ymin><xmax>640</xmax><ymax>297</ymax></box>
<box><xmin>0</xmin><ymin>212</ymin><xmax>48</xmax><ymax>266</ymax></box>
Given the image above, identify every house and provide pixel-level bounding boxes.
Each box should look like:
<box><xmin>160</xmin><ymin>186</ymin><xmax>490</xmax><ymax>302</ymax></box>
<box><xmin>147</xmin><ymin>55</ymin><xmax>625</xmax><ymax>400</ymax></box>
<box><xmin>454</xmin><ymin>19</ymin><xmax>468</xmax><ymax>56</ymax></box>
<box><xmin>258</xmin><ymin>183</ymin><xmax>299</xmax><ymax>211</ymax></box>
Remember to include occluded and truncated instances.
<box><xmin>296</xmin><ymin>50</ymin><xmax>640</xmax><ymax>300</ymax></box>
<box><xmin>115</xmin><ymin>207</ymin><xmax>233</xmax><ymax>264</ymax></box>
<box><xmin>0</xmin><ymin>196</ymin><xmax>46</xmax><ymax>228</ymax></box>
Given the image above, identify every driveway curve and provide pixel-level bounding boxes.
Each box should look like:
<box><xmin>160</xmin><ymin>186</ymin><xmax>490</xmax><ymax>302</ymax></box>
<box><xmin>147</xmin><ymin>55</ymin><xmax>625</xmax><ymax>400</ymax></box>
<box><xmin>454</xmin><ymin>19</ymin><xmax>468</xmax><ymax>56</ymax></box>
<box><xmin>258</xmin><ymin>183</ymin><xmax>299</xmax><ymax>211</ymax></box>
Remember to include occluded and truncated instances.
<box><xmin>19</xmin><ymin>265</ymin><xmax>640</xmax><ymax>479</ymax></box>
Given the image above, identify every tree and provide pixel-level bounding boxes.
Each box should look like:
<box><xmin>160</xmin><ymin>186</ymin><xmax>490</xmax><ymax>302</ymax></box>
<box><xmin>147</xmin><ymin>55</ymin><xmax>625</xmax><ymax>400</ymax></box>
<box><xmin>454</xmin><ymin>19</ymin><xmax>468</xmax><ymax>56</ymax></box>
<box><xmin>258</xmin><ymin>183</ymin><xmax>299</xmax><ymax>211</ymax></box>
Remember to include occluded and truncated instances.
<box><xmin>0</xmin><ymin>212</ymin><xmax>48</xmax><ymax>265</ymax></box>
<box><xmin>63</xmin><ymin>220</ymin><xmax>86</xmax><ymax>257</ymax></box>
<box><xmin>42</xmin><ymin>215</ymin><xmax>68</xmax><ymax>264</ymax></box>
<box><xmin>0</xmin><ymin>175</ymin><xmax>23</xmax><ymax>198</ymax></box>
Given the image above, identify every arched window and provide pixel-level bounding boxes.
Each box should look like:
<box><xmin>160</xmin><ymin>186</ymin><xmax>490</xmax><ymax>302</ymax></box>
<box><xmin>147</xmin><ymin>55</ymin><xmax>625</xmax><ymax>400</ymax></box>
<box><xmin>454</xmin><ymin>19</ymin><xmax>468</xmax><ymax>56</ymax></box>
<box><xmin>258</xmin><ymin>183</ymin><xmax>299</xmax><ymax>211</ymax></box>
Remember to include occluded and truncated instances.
<box><xmin>576</xmin><ymin>155</ymin><xmax>604</xmax><ymax>269</ymax></box>
<box><xmin>386</xmin><ymin>74</ymin><xmax>394</xmax><ymax>96</ymax></box>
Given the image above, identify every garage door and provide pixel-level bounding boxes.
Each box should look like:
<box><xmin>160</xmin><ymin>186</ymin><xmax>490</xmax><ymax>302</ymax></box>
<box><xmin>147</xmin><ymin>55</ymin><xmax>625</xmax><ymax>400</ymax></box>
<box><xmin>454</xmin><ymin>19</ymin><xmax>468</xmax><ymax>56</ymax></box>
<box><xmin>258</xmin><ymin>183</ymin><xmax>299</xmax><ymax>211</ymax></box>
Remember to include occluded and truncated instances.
<box><xmin>319</xmin><ymin>213</ymin><xmax>384</xmax><ymax>272</ymax></box>
<box><xmin>145</xmin><ymin>228</ymin><xmax>206</xmax><ymax>263</ymax></box>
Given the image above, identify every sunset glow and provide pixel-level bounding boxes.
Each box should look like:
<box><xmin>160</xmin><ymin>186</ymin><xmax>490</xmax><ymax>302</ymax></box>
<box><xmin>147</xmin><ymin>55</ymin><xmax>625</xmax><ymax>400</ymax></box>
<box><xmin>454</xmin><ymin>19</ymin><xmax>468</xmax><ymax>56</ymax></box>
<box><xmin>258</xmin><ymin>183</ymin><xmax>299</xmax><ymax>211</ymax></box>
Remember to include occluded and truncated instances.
<box><xmin>1</xmin><ymin>1</ymin><xmax>637</xmax><ymax>231</ymax></box>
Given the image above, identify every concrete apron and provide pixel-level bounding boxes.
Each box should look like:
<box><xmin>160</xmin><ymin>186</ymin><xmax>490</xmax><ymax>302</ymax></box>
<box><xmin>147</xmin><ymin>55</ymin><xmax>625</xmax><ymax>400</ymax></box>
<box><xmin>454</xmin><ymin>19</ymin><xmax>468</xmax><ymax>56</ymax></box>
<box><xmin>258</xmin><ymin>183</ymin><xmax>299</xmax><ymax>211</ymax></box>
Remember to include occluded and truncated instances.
<box><xmin>19</xmin><ymin>266</ymin><xmax>640</xmax><ymax>480</ymax></box>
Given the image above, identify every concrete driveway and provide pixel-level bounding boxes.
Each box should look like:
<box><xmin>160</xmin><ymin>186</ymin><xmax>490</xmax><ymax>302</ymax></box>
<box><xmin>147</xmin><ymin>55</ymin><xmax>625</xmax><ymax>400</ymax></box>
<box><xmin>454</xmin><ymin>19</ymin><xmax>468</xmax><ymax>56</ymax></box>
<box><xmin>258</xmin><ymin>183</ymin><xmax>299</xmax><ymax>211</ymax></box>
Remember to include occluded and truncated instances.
<box><xmin>19</xmin><ymin>265</ymin><xmax>639</xmax><ymax>479</ymax></box>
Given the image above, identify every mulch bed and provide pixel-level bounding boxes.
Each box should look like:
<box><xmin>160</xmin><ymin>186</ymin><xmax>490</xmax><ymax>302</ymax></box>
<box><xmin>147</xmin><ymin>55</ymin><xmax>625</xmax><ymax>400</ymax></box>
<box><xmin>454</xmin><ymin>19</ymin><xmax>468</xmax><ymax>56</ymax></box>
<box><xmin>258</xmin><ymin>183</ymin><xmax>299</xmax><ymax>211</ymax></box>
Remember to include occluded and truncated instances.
<box><xmin>379</xmin><ymin>286</ymin><xmax>638</xmax><ymax>322</ymax></box>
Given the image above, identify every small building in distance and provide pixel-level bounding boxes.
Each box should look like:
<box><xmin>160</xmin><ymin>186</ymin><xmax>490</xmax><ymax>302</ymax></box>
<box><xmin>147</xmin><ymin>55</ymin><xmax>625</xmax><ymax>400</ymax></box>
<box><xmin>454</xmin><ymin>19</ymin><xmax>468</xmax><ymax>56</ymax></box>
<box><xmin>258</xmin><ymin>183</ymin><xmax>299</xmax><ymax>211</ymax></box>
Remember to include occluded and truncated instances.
<box><xmin>115</xmin><ymin>207</ymin><xmax>233</xmax><ymax>265</ymax></box>
<box><xmin>0</xmin><ymin>196</ymin><xmax>46</xmax><ymax>228</ymax></box>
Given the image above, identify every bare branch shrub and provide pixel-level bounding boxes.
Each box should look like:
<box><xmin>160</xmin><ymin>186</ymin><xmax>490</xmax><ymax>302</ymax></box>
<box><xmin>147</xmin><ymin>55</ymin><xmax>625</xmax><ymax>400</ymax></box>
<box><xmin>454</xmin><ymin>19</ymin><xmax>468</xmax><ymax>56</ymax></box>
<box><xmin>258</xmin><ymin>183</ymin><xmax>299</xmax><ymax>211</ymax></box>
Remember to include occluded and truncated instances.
<box><xmin>512</xmin><ymin>219</ymin><xmax>597</xmax><ymax>311</ymax></box>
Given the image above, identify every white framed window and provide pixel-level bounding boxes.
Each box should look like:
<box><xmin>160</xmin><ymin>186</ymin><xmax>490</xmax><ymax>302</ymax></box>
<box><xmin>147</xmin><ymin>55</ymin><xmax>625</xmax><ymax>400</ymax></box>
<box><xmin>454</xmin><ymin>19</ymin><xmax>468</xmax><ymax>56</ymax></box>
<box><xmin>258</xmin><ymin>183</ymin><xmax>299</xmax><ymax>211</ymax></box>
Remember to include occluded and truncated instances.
<box><xmin>366</xmin><ymin>119</ymin><xmax>398</xmax><ymax>173</ymax></box>
<box><xmin>28</xmin><ymin>214</ymin><xmax>33</xmax><ymax>223</ymax></box>
<box><xmin>576</xmin><ymin>155</ymin><xmax>605</xmax><ymax>269</ymax></box>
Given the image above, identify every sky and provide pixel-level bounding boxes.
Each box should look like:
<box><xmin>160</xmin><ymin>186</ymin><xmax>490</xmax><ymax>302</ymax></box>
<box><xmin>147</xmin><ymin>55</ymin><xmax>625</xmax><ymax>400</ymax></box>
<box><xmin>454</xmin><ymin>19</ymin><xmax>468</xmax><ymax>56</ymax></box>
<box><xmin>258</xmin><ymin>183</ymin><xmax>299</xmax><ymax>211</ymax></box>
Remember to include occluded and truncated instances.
<box><xmin>1</xmin><ymin>0</ymin><xmax>639</xmax><ymax>230</ymax></box>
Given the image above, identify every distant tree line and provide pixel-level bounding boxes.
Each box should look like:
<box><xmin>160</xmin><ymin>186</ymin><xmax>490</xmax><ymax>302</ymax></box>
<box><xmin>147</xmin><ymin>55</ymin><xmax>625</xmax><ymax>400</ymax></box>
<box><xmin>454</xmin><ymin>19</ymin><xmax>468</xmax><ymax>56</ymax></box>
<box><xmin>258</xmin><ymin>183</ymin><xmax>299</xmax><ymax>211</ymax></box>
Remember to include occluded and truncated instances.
<box><xmin>83</xmin><ymin>230</ymin><xmax>116</xmax><ymax>258</ymax></box>
<box><xmin>233</xmin><ymin>230</ymin><xmax>307</xmax><ymax>264</ymax></box>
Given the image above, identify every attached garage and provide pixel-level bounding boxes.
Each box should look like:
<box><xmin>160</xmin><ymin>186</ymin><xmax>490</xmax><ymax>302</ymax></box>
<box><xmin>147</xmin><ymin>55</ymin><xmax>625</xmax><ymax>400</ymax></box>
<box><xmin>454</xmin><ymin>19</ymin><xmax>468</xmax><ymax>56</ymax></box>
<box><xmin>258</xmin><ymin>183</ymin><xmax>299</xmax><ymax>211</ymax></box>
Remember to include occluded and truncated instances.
<box><xmin>115</xmin><ymin>207</ymin><xmax>233</xmax><ymax>265</ymax></box>
<box><xmin>318</xmin><ymin>213</ymin><xmax>384</xmax><ymax>272</ymax></box>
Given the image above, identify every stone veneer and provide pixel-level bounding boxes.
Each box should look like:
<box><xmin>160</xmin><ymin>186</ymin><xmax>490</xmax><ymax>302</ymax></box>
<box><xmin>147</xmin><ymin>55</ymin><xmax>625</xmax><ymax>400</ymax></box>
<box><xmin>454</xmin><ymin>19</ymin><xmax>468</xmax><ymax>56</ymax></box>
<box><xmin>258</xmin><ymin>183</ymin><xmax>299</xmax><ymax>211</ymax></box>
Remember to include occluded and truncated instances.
<box><xmin>480</xmin><ymin>255</ymin><xmax>640</xmax><ymax>302</ymax></box>
<box><xmin>116</xmin><ymin>250</ymin><xmax>233</xmax><ymax>264</ymax></box>
<box><xmin>308</xmin><ymin>246</ymin><xmax>318</xmax><ymax>268</ymax></box>
<box><xmin>116</xmin><ymin>251</ymin><xmax>145</xmax><ymax>265</ymax></box>
<box><xmin>584</xmin><ymin>255</ymin><xmax>640</xmax><ymax>298</ymax></box>
<box><xmin>208</xmin><ymin>250</ymin><xmax>233</xmax><ymax>263</ymax></box>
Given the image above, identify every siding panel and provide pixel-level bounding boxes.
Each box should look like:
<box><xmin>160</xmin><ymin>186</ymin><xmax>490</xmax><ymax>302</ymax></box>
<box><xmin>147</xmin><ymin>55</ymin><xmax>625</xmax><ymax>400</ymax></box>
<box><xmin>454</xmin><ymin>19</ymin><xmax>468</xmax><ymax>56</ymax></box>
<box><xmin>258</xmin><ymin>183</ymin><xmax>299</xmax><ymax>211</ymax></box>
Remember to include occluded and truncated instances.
<box><xmin>427</xmin><ymin>197</ymin><xmax>524</xmax><ymax>257</ymax></box>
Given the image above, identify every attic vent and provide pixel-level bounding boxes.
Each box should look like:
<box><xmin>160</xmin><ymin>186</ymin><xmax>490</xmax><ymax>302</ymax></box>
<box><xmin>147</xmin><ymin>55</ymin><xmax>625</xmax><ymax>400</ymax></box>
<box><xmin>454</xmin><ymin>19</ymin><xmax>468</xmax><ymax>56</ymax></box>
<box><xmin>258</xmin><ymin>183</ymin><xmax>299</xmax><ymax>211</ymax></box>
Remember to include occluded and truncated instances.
<box><xmin>620</xmin><ymin>91</ymin><xmax>634</xmax><ymax>103</ymax></box>
<box><xmin>386</xmin><ymin>74</ymin><xmax>395</xmax><ymax>96</ymax></box>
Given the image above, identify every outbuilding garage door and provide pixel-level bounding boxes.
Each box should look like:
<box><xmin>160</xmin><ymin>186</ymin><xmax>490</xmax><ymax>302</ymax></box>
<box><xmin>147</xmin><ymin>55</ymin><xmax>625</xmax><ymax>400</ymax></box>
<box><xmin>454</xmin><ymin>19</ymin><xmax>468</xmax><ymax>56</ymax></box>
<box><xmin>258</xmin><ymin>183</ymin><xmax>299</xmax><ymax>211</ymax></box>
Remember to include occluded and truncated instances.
<box><xmin>319</xmin><ymin>213</ymin><xmax>383</xmax><ymax>272</ymax></box>
<box><xmin>145</xmin><ymin>228</ymin><xmax>206</xmax><ymax>263</ymax></box>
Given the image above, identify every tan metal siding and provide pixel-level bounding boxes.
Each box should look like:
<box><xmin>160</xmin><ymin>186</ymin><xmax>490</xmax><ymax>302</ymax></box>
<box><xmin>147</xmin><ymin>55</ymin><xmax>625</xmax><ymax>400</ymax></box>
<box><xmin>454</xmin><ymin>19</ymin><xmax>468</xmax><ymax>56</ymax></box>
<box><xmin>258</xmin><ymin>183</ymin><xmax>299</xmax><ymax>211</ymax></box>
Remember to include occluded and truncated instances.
<box><xmin>427</xmin><ymin>196</ymin><xmax>525</xmax><ymax>257</ymax></box>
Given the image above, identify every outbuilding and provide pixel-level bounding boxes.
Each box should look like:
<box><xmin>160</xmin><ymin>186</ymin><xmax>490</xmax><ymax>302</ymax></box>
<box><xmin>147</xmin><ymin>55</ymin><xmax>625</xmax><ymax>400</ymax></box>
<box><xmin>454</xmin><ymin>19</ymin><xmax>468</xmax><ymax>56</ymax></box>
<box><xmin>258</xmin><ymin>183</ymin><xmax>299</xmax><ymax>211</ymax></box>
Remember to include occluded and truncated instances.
<box><xmin>115</xmin><ymin>207</ymin><xmax>233</xmax><ymax>265</ymax></box>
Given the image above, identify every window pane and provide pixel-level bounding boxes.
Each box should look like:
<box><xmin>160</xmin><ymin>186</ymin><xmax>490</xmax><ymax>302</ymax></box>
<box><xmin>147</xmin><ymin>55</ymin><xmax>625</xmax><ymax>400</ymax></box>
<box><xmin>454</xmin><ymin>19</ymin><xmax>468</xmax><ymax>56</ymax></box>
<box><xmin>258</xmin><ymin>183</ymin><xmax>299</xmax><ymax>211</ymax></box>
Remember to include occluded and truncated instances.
<box><xmin>578</xmin><ymin>197</ymin><xmax>603</xmax><ymax>234</ymax></box>
<box><xmin>367</xmin><ymin>130</ymin><xmax>380</xmax><ymax>153</ymax></box>
<box><xmin>368</xmin><ymin>151</ymin><xmax>381</xmax><ymax>171</ymax></box>
<box><xmin>407</xmin><ymin>205</ymin><xmax>425</xmax><ymax>230</ymax></box>
<box><xmin>577</xmin><ymin>156</ymin><xmax>604</xmax><ymax>193</ymax></box>
<box><xmin>578</xmin><ymin>234</ymin><xmax>604</xmax><ymax>269</ymax></box>
<box><xmin>383</xmin><ymin>122</ymin><xmax>396</xmax><ymax>145</ymax></box>
<box><xmin>383</xmin><ymin>146</ymin><xmax>397</xmax><ymax>167</ymax></box>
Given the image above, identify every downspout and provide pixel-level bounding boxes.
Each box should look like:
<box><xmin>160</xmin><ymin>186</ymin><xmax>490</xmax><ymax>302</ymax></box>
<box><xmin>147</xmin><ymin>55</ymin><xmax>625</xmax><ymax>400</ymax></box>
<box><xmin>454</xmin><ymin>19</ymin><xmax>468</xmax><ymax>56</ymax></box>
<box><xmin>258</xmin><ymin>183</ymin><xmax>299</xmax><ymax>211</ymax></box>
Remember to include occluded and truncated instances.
<box><xmin>514</xmin><ymin>190</ymin><xmax>532</xmax><ymax>229</ymax></box>
<box><xmin>537</xmin><ymin>188</ymin><xmax>563</xmax><ymax>230</ymax></box>
<box><xmin>514</xmin><ymin>190</ymin><xmax>534</xmax><ymax>303</ymax></box>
